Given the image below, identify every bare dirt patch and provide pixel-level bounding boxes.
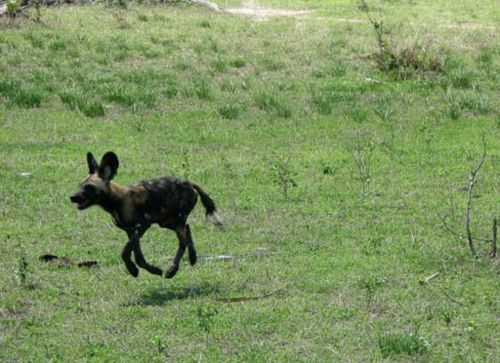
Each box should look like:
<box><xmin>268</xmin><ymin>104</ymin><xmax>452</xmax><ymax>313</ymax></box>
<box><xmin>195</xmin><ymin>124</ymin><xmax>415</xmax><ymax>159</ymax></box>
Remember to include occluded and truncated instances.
<box><xmin>226</xmin><ymin>0</ymin><xmax>314</xmax><ymax>20</ymax></box>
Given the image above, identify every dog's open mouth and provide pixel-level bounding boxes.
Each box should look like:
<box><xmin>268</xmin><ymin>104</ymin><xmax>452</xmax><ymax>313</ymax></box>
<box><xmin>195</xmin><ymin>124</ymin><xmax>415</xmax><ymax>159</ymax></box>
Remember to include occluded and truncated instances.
<box><xmin>70</xmin><ymin>194</ymin><xmax>92</xmax><ymax>210</ymax></box>
<box><xmin>76</xmin><ymin>200</ymin><xmax>92</xmax><ymax>210</ymax></box>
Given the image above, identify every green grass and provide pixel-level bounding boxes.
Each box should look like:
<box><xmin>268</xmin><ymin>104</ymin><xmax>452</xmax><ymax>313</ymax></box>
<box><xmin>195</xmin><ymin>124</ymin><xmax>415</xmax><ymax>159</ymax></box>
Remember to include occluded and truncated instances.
<box><xmin>0</xmin><ymin>1</ymin><xmax>499</xmax><ymax>362</ymax></box>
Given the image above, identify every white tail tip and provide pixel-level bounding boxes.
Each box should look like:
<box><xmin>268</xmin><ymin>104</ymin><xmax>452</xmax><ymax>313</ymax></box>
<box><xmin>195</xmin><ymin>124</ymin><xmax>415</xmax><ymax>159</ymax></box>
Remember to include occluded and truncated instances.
<box><xmin>207</xmin><ymin>212</ymin><xmax>224</xmax><ymax>230</ymax></box>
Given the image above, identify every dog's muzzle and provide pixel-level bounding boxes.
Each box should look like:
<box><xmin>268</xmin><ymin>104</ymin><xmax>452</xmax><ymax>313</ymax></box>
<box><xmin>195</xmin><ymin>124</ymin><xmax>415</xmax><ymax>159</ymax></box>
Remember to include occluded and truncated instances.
<box><xmin>70</xmin><ymin>193</ymin><xmax>91</xmax><ymax>210</ymax></box>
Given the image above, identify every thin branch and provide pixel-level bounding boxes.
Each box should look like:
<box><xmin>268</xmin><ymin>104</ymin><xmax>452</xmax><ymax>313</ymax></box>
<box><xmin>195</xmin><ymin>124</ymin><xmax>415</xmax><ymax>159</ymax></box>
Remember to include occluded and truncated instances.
<box><xmin>491</xmin><ymin>218</ymin><xmax>497</xmax><ymax>258</ymax></box>
<box><xmin>464</xmin><ymin>136</ymin><xmax>487</xmax><ymax>257</ymax></box>
<box><xmin>439</xmin><ymin>213</ymin><xmax>492</xmax><ymax>243</ymax></box>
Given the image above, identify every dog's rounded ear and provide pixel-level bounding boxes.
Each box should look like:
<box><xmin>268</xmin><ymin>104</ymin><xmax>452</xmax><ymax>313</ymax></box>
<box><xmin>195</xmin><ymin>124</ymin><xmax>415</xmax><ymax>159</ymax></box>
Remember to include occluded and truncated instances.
<box><xmin>98</xmin><ymin>152</ymin><xmax>119</xmax><ymax>181</ymax></box>
<box><xmin>87</xmin><ymin>152</ymin><xmax>99</xmax><ymax>174</ymax></box>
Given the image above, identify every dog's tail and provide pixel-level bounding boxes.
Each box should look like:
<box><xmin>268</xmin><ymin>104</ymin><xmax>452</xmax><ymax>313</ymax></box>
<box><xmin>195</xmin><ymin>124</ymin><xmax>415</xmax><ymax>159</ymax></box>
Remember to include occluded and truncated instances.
<box><xmin>190</xmin><ymin>182</ymin><xmax>224</xmax><ymax>229</ymax></box>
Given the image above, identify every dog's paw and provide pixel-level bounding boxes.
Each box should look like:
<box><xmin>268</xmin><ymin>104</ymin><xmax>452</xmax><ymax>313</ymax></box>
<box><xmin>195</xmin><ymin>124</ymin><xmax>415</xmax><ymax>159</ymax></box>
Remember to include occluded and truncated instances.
<box><xmin>165</xmin><ymin>264</ymin><xmax>179</xmax><ymax>279</ymax></box>
<box><xmin>188</xmin><ymin>250</ymin><xmax>197</xmax><ymax>266</ymax></box>
<box><xmin>127</xmin><ymin>265</ymin><xmax>139</xmax><ymax>277</ymax></box>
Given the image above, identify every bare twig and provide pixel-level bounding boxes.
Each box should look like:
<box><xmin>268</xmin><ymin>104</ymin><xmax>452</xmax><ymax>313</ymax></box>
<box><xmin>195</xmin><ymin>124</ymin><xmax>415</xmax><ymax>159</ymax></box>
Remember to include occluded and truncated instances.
<box><xmin>440</xmin><ymin>213</ymin><xmax>491</xmax><ymax>243</ymax></box>
<box><xmin>491</xmin><ymin>218</ymin><xmax>497</xmax><ymax>258</ymax></box>
<box><xmin>464</xmin><ymin>136</ymin><xmax>487</xmax><ymax>257</ymax></box>
<box><xmin>437</xmin><ymin>285</ymin><xmax>464</xmax><ymax>306</ymax></box>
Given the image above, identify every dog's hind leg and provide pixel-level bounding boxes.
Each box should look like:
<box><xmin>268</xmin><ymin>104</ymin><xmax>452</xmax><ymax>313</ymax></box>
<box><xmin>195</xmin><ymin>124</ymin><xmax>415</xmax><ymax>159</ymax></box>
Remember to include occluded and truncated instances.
<box><xmin>165</xmin><ymin>225</ymin><xmax>188</xmax><ymax>279</ymax></box>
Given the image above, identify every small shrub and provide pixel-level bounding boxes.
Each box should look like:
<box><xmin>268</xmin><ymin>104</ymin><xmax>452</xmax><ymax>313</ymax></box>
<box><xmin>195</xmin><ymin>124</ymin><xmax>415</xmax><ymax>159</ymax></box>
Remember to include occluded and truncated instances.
<box><xmin>272</xmin><ymin>156</ymin><xmax>298</xmax><ymax>199</ymax></box>
<box><xmin>360</xmin><ymin>1</ymin><xmax>443</xmax><ymax>79</ymax></box>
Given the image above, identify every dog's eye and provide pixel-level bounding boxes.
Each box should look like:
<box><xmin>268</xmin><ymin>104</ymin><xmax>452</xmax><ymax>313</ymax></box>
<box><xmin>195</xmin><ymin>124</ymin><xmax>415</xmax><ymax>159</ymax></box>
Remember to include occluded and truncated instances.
<box><xmin>84</xmin><ymin>185</ymin><xmax>96</xmax><ymax>193</ymax></box>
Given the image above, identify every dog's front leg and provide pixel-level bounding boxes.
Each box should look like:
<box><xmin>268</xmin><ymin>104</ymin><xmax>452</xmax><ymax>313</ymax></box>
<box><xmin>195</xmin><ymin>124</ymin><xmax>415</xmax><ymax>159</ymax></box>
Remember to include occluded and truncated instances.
<box><xmin>121</xmin><ymin>239</ymin><xmax>139</xmax><ymax>277</ymax></box>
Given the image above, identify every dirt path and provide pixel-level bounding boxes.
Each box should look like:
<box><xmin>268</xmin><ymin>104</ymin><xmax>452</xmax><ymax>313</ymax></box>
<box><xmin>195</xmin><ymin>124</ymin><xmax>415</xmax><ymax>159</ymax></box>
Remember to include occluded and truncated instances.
<box><xmin>225</xmin><ymin>0</ymin><xmax>314</xmax><ymax>20</ymax></box>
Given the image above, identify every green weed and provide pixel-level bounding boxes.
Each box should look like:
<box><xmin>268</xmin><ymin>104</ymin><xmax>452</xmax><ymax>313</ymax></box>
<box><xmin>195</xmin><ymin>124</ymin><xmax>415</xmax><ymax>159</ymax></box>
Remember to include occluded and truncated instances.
<box><xmin>255</xmin><ymin>91</ymin><xmax>292</xmax><ymax>118</ymax></box>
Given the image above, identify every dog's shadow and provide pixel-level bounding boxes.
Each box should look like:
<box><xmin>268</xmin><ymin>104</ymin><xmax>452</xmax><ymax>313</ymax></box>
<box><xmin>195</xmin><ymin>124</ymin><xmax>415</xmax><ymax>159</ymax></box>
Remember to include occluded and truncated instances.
<box><xmin>131</xmin><ymin>282</ymin><xmax>223</xmax><ymax>306</ymax></box>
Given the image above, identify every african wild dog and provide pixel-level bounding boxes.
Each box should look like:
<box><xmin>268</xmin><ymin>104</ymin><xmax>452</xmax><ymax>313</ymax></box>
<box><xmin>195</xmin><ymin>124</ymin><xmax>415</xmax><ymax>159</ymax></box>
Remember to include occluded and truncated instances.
<box><xmin>70</xmin><ymin>151</ymin><xmax>223</xmax><ymax>278</ymax></box>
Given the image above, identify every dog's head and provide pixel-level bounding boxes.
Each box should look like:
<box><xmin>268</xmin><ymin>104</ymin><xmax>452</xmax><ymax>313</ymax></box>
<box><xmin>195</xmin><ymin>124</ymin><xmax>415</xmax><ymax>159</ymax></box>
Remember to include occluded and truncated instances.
<box><xmin>70</xmin><ymin>152</ymin><xmax>119</xmax><ymax>210</ymax></box>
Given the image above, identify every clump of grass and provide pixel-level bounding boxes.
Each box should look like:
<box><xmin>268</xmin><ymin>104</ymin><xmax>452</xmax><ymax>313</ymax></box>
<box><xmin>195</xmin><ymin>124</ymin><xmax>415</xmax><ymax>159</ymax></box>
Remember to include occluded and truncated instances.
<box><xmin>230</xmin><ymin>58</ymin><xmax>246</xmax><ymax>68</ymax></box>
<box><xmin>311</xmin><ymin>89</ymin><xmax>333</xmax><ymax>115</ymax></box>
<box><xmin>312</xmin><ymin>62</ymin><xmax>346</xmax><ymax>79</ymax></box>
<box><xmin>218</xmin><ymin>103</ymin><xmax>242</xmax><ymax>120</ymax></box>
<box><xmin>18</xmin><ymin>247</ymin><xmax>29</xmax><ymax>287</ymax></box>
<box><xmin>102</xmin><ymin>84</ymin><xmax>156</xmax><ymax>109</ymax></box>
<box><xmin>459</xmin><ymin>92</ymin><xmax>491</xmax><ymax>114</ymax></box>
<box><xmin>199</xmin><ymin>20</ymin><xmax>211</xmax><ymax>28</ymax></box>
<box><xmin>160</xmin><ymin>78</ymin><xmax>179</xmax><ymax>99</ymax></box>
<box><xmin>195</xmin><ymin>305</ymin><xmax>218</xmax><ymax>347</ymax></box>
<box><xmin>193</xmin><ymin>77</ymin><xmax>213</xmax><ymax>101</ymax></box>
<box><xmin>447</xmin><ymin>67</ymin><xmax>476</xmax><ymax>89</ymax></box>
<box><xmin>378</xmin><ymin>331</ymin><xmax>429</xmax><ymax>357</ymax></box>
<box><xmin>374</xmin><ymin>97</ymin><xmax>394</xmax><ymax>122</ymax></box>
<box><xmin>445</xmin><ymin>90</ymin><xmax>492</xmax><ymax>120</ymax></box>
<box><xmin>255</xmin><ymin>91</ymin><xmax>292</xmax><ymax>118</ymax></box>
<box><xmin>211</xmin><ymin>58</ymin><xmax>227</xmax><ymax>73</ymax></box>
<box><xmin>23</xmin><ymin>31</ymin><xmax>45</xmax><ymax>49</ymax></box>
<box><xmin>59</xmin><ymin>91</ymin><xmax>105</xmax><ymax>117</ymax></box>
<box><xmin>138</xmin><ymin>14</ymin><xmax>149</xmax><ymax>22</ymax></box>
<box><xmin>0</xmin><ymin>77</ymin><xmax>43</xmax><ymax>108</ymax></box>
<box><xmin>311</xmin><ymin>83</ymin><xmax>360</xmax><ymax>115</ymax></box>
<box><xmin>260</xmin><ymin>58</ymin><xmax>285</xmax><ymax>72</ymax></box>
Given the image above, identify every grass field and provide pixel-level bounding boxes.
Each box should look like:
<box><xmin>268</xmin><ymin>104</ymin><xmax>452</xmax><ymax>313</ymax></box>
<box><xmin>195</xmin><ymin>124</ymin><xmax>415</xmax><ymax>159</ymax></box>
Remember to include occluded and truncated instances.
<box><xmin>0</xmin><ymin>0</ymin><xmax>499</xmax><ymax>361</ymax></box>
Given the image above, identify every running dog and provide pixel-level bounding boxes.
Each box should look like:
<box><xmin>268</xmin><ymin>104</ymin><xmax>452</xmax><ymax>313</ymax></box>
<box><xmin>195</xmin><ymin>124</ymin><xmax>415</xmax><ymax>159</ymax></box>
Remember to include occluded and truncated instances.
<box><xmin>70</xmin><ymin>151</ymin><xmax>223</xmax><ymax>278</ymax></box>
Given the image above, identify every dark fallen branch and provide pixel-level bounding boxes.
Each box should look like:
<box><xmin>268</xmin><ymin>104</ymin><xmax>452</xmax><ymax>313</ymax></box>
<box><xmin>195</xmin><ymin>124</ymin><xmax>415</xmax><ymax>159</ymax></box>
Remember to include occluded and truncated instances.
<box><xmin>491</xmin><ymin>218</ymin><xmax>497</xmax><ymax>258</ymax></box>
<box><xmin>215</xmin><ymin>290</ymin><xmax>283</xmax><ymax>303</ymax></box>
<box><xmin>39</xmin><ymin>254</ymin><xmax>98</xmax><ymax>268</ymax></box>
